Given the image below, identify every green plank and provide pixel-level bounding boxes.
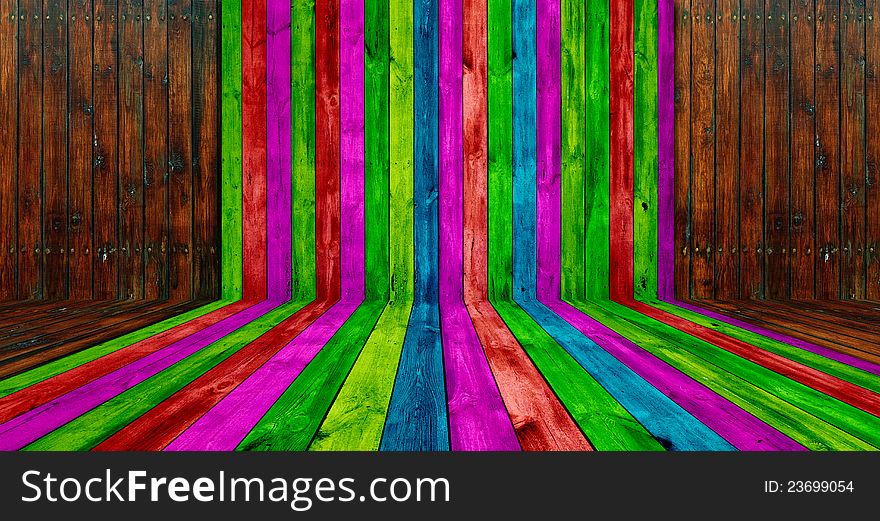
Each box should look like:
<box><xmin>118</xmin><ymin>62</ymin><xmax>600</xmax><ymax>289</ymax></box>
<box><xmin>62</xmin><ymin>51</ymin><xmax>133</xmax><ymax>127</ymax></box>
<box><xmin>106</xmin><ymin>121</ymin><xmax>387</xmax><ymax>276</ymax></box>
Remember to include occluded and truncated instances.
<box><xmin>573</xmin><ymin>299</ymin><xmax>879</xmax><ymax>450</ymax></box>
<box><xmin>221</xmin><ymin>0</ymin><xmax>244</xmax><ymax>300</ymax></box>
<box><xmin>236</xmin><ymin>301</ymin><xmax>387</xmax><ymax>451</ymax></box>
<box><xmin>291</xmin><ymin>0</ymin><xmax>317</xmax><ymax>302</ymax></box>
<box><xmin>491</xmin><ymin>300</ymin><xmax>663</xmax><ymax>450</ymax></box>
<box><xmin>560</xmin><ymin>0</ymin><xmax>585</xmax><ymax>300</ymax></box>
<box><xmin>309</xmin><ymin>0</ymin><xmax>412</xmax><ymax>450</ymax></box>
<box><xmin>24</xmin><ymin>301</ymin><xmax>308</xmax><ymax>450</ymax></box>
<box><xmin>633</xmin><ymin>0</ymin><xmax>657</xmax><ymax>299</ymax></box>
<box><xmin>310</xmin><ymin>301</ymin><xmax>413</xmax><ymax>450</ymax></box>
<box><xmin>583</xmin><ymin>4</ymin><xmax>610</xmax><ymax>299</ymax></box>
<box><xmin>488</xmin><ymin>0</ymin><xmax>513</xmax><ymax>301</ymax></box>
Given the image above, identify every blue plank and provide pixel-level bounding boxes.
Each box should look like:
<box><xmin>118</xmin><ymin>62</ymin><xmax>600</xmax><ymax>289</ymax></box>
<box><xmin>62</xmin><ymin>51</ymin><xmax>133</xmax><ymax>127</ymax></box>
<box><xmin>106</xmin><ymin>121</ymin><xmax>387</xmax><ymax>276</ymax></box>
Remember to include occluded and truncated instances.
<box><xmin>382</xmin><ymin>0</ymin><xmax>449</xmax><ymax>451</ymax></box>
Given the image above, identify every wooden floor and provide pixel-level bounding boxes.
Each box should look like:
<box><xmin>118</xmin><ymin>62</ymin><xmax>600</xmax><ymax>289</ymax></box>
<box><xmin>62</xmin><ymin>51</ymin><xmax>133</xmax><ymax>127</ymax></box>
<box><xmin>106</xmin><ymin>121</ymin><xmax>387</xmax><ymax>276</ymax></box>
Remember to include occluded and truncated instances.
<box><xmin>0</xmin><ymin>0</ymin><xmax>878</xmax><ymax>452</ymax></box>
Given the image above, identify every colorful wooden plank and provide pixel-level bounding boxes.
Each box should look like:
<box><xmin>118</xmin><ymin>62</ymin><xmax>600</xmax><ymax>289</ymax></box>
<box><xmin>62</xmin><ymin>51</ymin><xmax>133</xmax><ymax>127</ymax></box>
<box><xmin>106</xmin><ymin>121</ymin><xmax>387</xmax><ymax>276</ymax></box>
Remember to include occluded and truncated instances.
<box><xmin>0</xmin><ymin>1</ymin><xmax>18</xmax><ymax>299</ymax></box>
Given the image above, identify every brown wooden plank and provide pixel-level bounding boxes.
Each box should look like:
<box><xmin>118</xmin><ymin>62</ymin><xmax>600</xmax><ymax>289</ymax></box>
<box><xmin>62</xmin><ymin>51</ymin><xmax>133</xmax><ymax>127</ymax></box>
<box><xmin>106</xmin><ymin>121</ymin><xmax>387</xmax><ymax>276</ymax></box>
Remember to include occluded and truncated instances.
<box><xmin>192</xmin><ymin>0</ymin><xmax>219</xmax><ymax>299</ymax></box>
<box><xmin>840</xmin><ymin>0</ymin><xmax>866</xmax><ymax>299</ymax></box>
<box><xmin>0</xmin><ymin>299</ymin><xmax>205</xmax><ymax>379</ymax></box>
<box><xmin>168</xmin><ymin>0</ymin><xmax>192</xmax><ymax>300</ymax></box>
<box><xmin>42</xmin><ymin>0</ymin><xmax>69</xmax><ymax>299</ymax></box>
<box><xmin>739</xmin><ymin>0</ymin><xmax>765</xmax><ymax>298</ymax></box>
<box><xmin>143</xmin><ymin>0</ymin><xmax>169</xmax><ymax>299</ymax></box>
<box><xmin>68</xmin><ymin>0</ymin><xmax>94</xmax><ymax>300</ymax></box>
<box><xmin>93</xmin><ymin>0</ymin><xmax>119</xmax><ymax>299</ymax></box>
<box><xmin>17</xmin><ymin>0</ymin><xmax>43</xmax><ymax>300</ymax></box>
<box><xmin>118</xmin><ymin>0</ymin><xmax>144</xmax><ymax>299</ymax></box>
<box><xmin>674</xmin><ymin>0</ymin><xmax>691</xmax><ymax>298</ymax></box>
<box><xmin>815</xmin><ymin>0</ymin><xmax>841</xmax><ymax>298</ymax></box>
<box><xmin>714</xmin><ymin>0</ymin><xmax>739</xmax><ymax>298</ymax></box>
<box><xmin>869</xmin><ymin>0</ymin><xmax>880</xmax><ymax>299</ymax></box>
<box><xmin>690</xmin><ymin>0</ymin><xmax>715</xmax><ymax>298</ymax></box>
<box><xmin>764</xmin><ymin>0</ymin><xmax>790</xmax><ymax>298</ymax></box>
<box><xmin>0</xmin><ymin>2</ymin><xmax>17</xmax><ymax>300</ymax></box>
<box><xmin>789</xmin><ymin>0</ymin><xmax>815</xmax><ymax>298</ymax></box>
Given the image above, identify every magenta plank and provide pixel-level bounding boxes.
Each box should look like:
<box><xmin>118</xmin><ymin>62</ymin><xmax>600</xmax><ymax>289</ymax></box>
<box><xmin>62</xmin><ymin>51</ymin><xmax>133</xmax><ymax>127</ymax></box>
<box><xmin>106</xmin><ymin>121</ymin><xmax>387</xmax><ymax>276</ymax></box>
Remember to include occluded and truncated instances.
<box><xmin>267</xmin><ymin>0</ymin><xmax>293</xmax><ymax>300</ymax></box>
<box><xmin>439</xmin><ymin>0</ymin><xmax>519</xmax><ymax>451</ymax></box>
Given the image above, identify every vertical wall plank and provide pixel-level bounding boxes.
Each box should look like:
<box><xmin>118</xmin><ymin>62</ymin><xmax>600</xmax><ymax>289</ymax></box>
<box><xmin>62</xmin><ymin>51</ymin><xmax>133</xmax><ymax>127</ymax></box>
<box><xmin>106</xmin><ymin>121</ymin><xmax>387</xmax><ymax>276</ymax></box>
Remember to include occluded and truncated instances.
<box><xmin>739</xmin><ymin>0</ymin><xmax>764</xmax><ymax>298</ymax></box>
<box><xmin>714</xmin><ymin>0</ymin><xmax>740</xmax><ymax>298</ymax></box>
<box><xmin>840</xmin><ymin>0</ymin><xmax>865</xmax><ymax>299</ymax></box>
<box><xmin>168</xmin><ymin>0</ymin><xmax>192</xmax><ymax>300</ymax></box>
<box><xmin>560</xmin><ymin>0</ymin><xmax>585</xmax><ymax>301</ymax></box>
<box><xmin>143</xmin><ymin>0</ymin><xmax>168</xmax><ymax>299</ymax></box>
<box><xmin>764</xmin><ymin>0</ymin><xmax>790</xmax><ymax>298</ymax></box>
<box><xmin>118</xmin><ymin>0</ymin><xmax>144</xmax><ymax>299</ymax></box>
<box><xmin>0</xmin><ymin>2</ymin><xmax>18</xmax><ymax>299</ymax></box>
<box><xmin>68</xmin><ymin>0</ymin><xmax>94</xmax><ymax>299</ymax></box>
<box><xmin>583</xmin><ymin>3</ymin><xmax>609</xmax><ymax>299</ymax></box>
<box><xmin>868</xmin><ymin>0</ymin><xmax>880</xmax><ymax>299</ymax></box>
<box><xmin>674</xmin><ymin>0</ymin><xmax>691</xmax><ymax>298</ymax></box>
<box><xmin>789</xmin><ymin>0</ymin><xmax>816</xmax><ymax>298</ymax></box>
<box><xmin>689</xmin><ymin>0</ymin><xmax>714</xmax><ymax>298</ymax></box>
<box><xmin>42</xmin><ymin>0</ymin><xmax>68</xmax><ymax>299</ymax></box>
<box><xmin>192</xmin><ymin>0</ymin><xmax>219</xmax><ymax>299</ymax></box>
<box><xmin>93</xmin><ymin>0</ymin><xmax>119</xmax><ymax>299</ymax></box>
<box><xmin>814</xmin><ymin>0</ymin><xmax>840</xmax><ymax>298</ymax></box>
<box><xmin>17</xmin><ymin>0</ymin><xmax>43</xmax><ymax>299</ymax></box>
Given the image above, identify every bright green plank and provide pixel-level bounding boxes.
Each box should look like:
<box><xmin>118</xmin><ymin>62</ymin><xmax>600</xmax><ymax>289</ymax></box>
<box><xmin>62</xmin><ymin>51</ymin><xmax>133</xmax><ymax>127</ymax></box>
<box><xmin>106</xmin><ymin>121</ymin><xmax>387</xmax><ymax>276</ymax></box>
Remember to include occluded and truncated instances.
<box><xmin>574</xmin><ymin>299</ymin><xmax>880</xmax><ymax>450</ymax></box>
<box><xmin>560</xmin><ymin>0</ymin><xmax>586</xmax><ymax>301</ymax></box>
<box><xmin>310</xmin><ymin>301</ymin><xmax>413</xmax><ymax>450</ymax></box>
<box><xmin>633</xmin><ymin>0</ymin><xmax>658</xmax><ymax>299</ymax></box>
<box><xmin>491</xmin><ymin>300</ymin><xmax>663</xmax><ymax>450</ymax></box>
<box><xmin>583</xmin><ymin>3</ymin><xmax>609</xmax><ymax>300</ymax></box>
<box><xmin>291</xmin><ymin>0</ymin><xmax>317</xmax><ymax>302</ymax></box>
<box><xmin>24</xmin><ymin>301</ymin><xmax>307</xmax><ymax>450</ymax></box>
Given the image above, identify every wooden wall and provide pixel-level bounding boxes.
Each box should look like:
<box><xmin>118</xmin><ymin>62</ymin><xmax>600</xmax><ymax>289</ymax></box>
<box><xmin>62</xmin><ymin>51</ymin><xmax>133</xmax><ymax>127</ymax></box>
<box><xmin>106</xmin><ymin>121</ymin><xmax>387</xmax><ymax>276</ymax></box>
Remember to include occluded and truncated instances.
<box><xmin>0</xmin><ymin>0</ymin><xmax>220</xmax><ymax>301</ymax></box>
<box><xmin>675</xmin><ymin>0</ymin><xmax>880</xmax><ymax>300</ymax></box>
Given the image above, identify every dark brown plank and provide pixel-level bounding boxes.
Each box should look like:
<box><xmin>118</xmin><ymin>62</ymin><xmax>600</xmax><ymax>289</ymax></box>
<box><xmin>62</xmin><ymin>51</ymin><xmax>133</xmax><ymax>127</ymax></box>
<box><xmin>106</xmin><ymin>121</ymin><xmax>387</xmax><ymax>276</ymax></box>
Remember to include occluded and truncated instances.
<box><xmin>192</xmin><ymin>0</ymin><xmax>219</xmax><ymax>300</ymax></box>
<box><xmin>168</xmin><ymin>0</ymin><xmax>192</xmax><ymax>300</ymax></box>
<box><xmin>17</xmin><ymin>0</ymin><xmax>43</xmax><ymax>300</ymax></box>
<box><xmin>739</xmin><ymin>0</ymin><xmax>765</xmax><ymax>298</ymax></box>
<box><xmin>840</xmin><ymin>0</ymin><xmax>865</xmax><ymax>299</ymax></box>
<box><xmin>93</xmin><ymin>0</ymin><xmax>119</xmax><ymax>300</ymax></box>
<box><xmin>42</xmin><ymin>0</ymin><xmax>69</xmax><ymax>299</ymax></box>
<box><xmin>764</xmin><ymin>0</ymin><xmax>790</xmax><ymax>298</ymax></box>
<box><xmin>68</xmin><ymin>0</ymin><xmax>94</xmax><ymax>300</ymax></box>
<box><xmin>789</xmin><ymin>0</ymin><xmax>815</xmax><ymax>298</ymax></box>
<box><xmin>674</xmin><ymin>0</ymin><xmax>691</xmax><ymax>298</ymax></box>
<box><xmin>814</xmin><ymin>0</ymin><xmax>840</xmax><ymax>298</ymax></box>
<box><xmin>869</xmin><ymin>0</ymin><xmax>880</xmax><ymax>299</ymax></box>
<box><xmin>0</xmin><ymin>1</ymin><xmax>18</xmax><ymax>300</ymax></box>
<box><xmin>690</xmin><ymin>0</ymin><xmax>715</xmax><ymax>298</ymax></box>
<box><xmin>143</xmin><ymin>0</ymin><xmax>169</xmax><ymax>299</ymax></box>
<box><xmin>714</xmin><ymin>0</ymin><xmax>739</xmax><ymax>298</ymax></box>
<box><xmin>118</xmin><ymin>0</ymin><xmax>144</xmax><ymax>299</ymax></box>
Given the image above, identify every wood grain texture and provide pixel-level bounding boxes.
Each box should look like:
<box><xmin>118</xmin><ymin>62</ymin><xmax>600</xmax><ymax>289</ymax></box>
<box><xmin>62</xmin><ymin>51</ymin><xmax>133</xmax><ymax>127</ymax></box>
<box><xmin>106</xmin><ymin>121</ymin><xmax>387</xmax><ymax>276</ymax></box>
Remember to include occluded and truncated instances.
<box><xmin>764</xmin><ymin>0</ymin><xmax>790</xmax><ymax>298</ymax></box>
<box><xmin>118</xmin><ymin>0</ymin><xmax>144</xmax><ymax>299</ymax></box>
<box><xmin>688</xmin><ymin>0</ymin><xmax>714</xmax><ymax>298</ymax></box>
<box><xmin>92</xmin><ymin>0</ymin><xmax>118</xmax><ymax>299</ymax></box>
<box><xmin>143</xmin><ymin>0</ymin><xmax>169</xmax><ymax>299</ymax></box>
<box><xmin>42</xmin><ymin>0</ymin><xmax>68</xmax><ymax>299</ymax></box>
<box><xmin>789</xmin><ymin>0</ymin><xmax>815</xmax><ymax>298</ymax></box>
<box><xmin>869</xmin><ymin>0</ymin><xmax>880</xmax><ymax>299</ymax></box>
<box><xmin>673</xmin><ymin>0</ymin><xmax>690</xmax><ymax>298</ymax></box>
<box><xmin>739</xmin><ymin>0</ymin><xmax>764</xmax><ymax>298</ymax></box>
<box><xmin>18</xmin><ymin>0</ymin><xmax>43</xmax><ymax>300</ymax></box>
<box><xmin>192</xmin><ymin>0</ymin><xmax>220</xmax><ymax>299</ymax></box>
<box><xmin>0</xmin><ymin>2</ymin><xmax>18</xmax><ymax>299</ymax></box>
<box><xmin>840</xmin><ymin>0</ymin><xmax>865</xmax><ymax>299</ymax></box>
<box><xmin>220</xmin><ymin>0</ymin><xmax>243</xmax><ymax>300</ymax></box>
<box><xmin>712</xmin><ymin>0</ymin><xmax>738</xmax><ymax>298</ymax></box>
<box><xmin>814</xmin><ymin>0</ymin><xmax>841</xmax><ymax>298</ymax></box>
<box><xmin>168</xmin><ymin>0</ymin><xmax>193</xmax><ymax>300</ymax></box>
